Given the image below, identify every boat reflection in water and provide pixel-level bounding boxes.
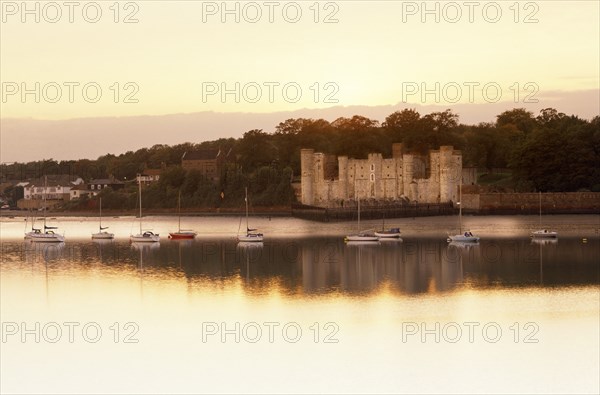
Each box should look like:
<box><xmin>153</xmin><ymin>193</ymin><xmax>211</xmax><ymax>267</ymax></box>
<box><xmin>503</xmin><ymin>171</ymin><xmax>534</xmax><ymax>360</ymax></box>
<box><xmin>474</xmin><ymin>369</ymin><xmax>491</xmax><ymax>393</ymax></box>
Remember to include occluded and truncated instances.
<box><xmin>2</xmin><ymin>231</ymin><xmax>597</xmax><ymax>395</ymax></box>
<box><xmin>131</xmin><ymin>241</ymin><xmax>161</xmax><ymax>251</ymax></box>
<box><xmin>531</xmin><ymin>238</ymin><xmax>558</xmax><ymax>246</ymax></box>
<box><xmin>11</xmin><ymin>236</ymin><xmax>598</xmax><ymax>296</ymax></box>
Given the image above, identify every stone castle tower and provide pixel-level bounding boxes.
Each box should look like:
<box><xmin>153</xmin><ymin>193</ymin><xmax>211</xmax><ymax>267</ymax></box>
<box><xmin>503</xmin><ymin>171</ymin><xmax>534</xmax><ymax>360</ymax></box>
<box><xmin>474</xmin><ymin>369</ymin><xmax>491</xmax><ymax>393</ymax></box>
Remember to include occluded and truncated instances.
<box><xmin>300</xmin><ymin>144</ymin><xmax>462</xmax><ymax>207</ymax></box>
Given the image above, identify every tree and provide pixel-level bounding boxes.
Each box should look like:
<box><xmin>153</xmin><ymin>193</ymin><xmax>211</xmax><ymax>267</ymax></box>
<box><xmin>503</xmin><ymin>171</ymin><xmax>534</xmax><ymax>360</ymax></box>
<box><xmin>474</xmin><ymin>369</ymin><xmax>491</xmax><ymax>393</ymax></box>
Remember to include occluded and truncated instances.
<box><xmin>236</xmin><ymin>129</ymin><xmax>278</xmax><ymax>172</ymax></box>
<box><xmin>496</xmin><ymin>108</ymin><xmax>537</xmax><ymax>133</ymax></box>
<box><xmin>383</xmin><ymin>109</ymin><xmax>421</xmax><ymax>147</ymax></box>
<box><xmin>401</xmin><ymin>109</ymin><xmax>461</xmax><ymax>154</ymax></box>
<box><xmin>536</xmin><ymin>108</ymin><xmax>566</xmax><ymax>128</ymax></box>
<box><xmin>463</xmin><ymin>123</ymin><xmax>518</xmax><ymax>170</ymax></box>
<box><xmin>510</xmin><ymin>115</ymin><xmax>599</xmax><ymax>191</ymax></box>
<box><xmin>331</xmin><ymin>115</ymin><xmax>383</xmax><ymax>157</ymax></box>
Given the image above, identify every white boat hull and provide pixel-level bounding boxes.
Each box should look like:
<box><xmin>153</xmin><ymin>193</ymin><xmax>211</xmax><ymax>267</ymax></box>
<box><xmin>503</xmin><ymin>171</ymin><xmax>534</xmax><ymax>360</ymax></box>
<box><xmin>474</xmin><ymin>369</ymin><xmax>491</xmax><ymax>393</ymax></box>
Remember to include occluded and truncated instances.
<box><xmin>374</xmin><ymin>232</ymin><xmax>401</xmax><ymax>238</ymax></box>
<box><xmin>130</xmin><ymin>233</ymin><xmax>160</xmax><ymax>242</ymax></box>
<box><xmin>345</xmin><ymin>235</ymin><xmax>379</xmax><ymax>242</ymax></box>
<box><xmin>29</xmin><ymin>233</ymin><xmax>65</xmax><ymax>243</ymax></box>
<box><xmin>531</xmin><ymin>230</ymin><xmax>557</xmax><ymax>238</ymax></box>
<box><xmin>92</xmin><ymin>232</ymin><xmax>115</xmax><ymax>240</ymax></box>
<box><xmin>24</xmin><ymin>231</ymin><xmax>41</xmax><ymax>239</ymax></box>
<box><xmin>238</xmin><ymin>234</ymin><xmax>264</xmax><ymax>242</ymax></box>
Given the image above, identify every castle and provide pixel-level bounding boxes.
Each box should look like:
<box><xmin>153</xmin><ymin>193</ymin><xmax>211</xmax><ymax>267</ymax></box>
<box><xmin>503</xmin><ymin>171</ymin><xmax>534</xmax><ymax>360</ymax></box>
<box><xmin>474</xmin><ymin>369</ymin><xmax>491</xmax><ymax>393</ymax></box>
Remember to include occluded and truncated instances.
<box><xmin>300</xmin><ymin>143</ymin><xmax>463</xmax><ymax>207</ymax></box>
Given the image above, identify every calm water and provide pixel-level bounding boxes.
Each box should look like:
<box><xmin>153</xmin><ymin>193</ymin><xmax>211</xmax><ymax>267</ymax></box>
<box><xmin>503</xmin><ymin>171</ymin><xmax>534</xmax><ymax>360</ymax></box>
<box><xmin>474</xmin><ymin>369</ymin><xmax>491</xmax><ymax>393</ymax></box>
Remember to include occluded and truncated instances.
<box><xmin>1</xmin><ymin>215</ymin><xmax>599</xmax><ymax>394</ymax></box>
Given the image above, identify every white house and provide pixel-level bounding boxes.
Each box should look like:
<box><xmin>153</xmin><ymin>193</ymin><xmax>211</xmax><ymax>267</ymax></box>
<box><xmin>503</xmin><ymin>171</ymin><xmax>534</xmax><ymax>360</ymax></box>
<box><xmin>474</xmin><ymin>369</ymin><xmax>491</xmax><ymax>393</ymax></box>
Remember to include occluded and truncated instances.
<box><xmin>23</xmin><ymin>175</ymin><xmax>84</xmax><ymax>201</ymax></box>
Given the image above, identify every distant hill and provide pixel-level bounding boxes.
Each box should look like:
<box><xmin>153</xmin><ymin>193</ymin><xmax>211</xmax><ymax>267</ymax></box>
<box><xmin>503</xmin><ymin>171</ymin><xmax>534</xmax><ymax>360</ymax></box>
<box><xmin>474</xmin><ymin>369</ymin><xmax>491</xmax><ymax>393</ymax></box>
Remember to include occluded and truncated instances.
<box><xmin>1</xmin><ymin>89</ymin><xmax>598</xmax><ymax>163</ymax></box>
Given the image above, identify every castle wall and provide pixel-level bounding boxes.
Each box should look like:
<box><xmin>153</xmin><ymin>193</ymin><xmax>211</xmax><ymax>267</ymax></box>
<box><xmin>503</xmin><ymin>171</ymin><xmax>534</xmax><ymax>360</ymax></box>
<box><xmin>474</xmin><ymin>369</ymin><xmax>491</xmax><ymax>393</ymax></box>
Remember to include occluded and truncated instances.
<box><xmin>461</xmin><ymin>192</ymin><xmax>600</xmax><ymax>213</ymax></box>
<box><xmin>300</xmin><ymin>145</ymin><xmax>462</xmax><ymax>207</ymax></box>
<box><xmin>300</xmin><ymin>149</ymin><xmax>314</xmax><ymax>205</ymax></box>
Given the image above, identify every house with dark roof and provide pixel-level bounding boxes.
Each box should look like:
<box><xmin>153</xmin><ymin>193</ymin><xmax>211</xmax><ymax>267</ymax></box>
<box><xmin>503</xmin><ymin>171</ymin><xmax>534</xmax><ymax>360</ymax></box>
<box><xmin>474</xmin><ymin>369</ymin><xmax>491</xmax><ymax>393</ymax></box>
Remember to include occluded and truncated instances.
<box><xmin>70</xmin><ymin>184</ymin><xmax>96</xmax><ymax>200</ymax></box>
<box><xmin>181</xmin><ymin>149</ymin><xmax>231</xmax><ymax>182</ymax></box>
<box><xmin>88</xmin><ymin>176</ymin><xmax>125</xmax><ymax>192</ymax></box>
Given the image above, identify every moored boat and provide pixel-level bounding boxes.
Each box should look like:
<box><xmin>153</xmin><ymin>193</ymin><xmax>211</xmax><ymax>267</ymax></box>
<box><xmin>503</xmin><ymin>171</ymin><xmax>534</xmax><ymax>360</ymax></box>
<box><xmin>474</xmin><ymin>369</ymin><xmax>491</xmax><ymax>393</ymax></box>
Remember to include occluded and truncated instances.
<box><xmin>345</xmin><ymin>198</ymin><xmax>379</xmax><ymax>243</ymax></box>
<box><xmin>169</xmin><ymin>191</ymin><xmax>197</xmax><ymax>239</ymax></box>
<box><xmin>447</xmin><ymin>181</ymin><xmax>479</xmax><ymax>243</ymax></box>
<box><xmin>237</xmin><ymin>187</ymin><xmax>263</xmax><ymax>242</ymax></box>
<box><xmin>92</xmin><ymin>198</ymin><xmax>114</xmax><ymax>240</ymax></box>
<box><xmin>130</xmin><ymin>175</ymin><xmax>159</xmax><ymax>243</ymax></box>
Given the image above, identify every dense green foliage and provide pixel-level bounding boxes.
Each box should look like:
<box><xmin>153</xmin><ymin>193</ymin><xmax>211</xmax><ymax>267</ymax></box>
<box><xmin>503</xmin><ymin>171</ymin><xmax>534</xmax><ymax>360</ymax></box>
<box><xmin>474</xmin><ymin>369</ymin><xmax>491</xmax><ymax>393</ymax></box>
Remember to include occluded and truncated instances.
<box><xmin>1</xmin><ymin>107</ymin><xmax>599</xmax><ymax>209</ymax></box>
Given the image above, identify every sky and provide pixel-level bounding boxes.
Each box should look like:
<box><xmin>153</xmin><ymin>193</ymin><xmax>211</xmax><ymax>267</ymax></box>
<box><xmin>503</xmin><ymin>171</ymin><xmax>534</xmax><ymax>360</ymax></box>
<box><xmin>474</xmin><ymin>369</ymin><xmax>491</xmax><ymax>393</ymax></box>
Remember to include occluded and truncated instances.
<box><xmin>1</xmin><ymin>0</ymin><xmax>599</xmax><ymax>162</ymax></box>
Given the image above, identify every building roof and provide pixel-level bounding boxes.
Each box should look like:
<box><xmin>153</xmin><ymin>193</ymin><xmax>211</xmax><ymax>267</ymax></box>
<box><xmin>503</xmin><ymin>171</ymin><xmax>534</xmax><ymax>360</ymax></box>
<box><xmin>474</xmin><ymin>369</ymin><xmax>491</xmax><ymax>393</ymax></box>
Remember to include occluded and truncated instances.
<box><xmin>24</xmin><ymin>175</ymin><xmax>83</xmax><ymax>188</ymax></box>
<box><xmin>90</xmin><ymin>178</ymin><xmax>124</xmax><ymax>185</ymax></box>
<box><xmin>182</xmin><ymin>149</ymin><xmax>220</xmax><ymax>161</ymax></box>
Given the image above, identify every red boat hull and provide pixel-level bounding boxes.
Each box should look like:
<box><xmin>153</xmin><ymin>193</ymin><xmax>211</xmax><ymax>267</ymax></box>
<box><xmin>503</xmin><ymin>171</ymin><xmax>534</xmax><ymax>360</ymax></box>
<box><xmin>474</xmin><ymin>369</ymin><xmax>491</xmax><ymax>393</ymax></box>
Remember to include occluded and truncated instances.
<box><xmin>169</xmin><ymin>233</ymin><xmax>196</xmax><ymax>239</ymax></box>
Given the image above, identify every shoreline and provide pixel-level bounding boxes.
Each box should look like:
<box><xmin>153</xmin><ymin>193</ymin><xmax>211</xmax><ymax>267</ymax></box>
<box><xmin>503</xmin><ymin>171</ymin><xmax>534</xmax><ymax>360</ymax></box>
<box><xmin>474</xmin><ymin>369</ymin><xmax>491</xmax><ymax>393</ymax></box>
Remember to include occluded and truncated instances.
<box><xmin>1</xmin><ymin>213</ymin><xmax>598</xmax><ymax>240</ymax></box>
<box><xmin>1</xmin><ymin>208</ymin><xmax>599</xmax><ymax>219</ymax></box>
<box><xmin>0</xmin><ymin>207</ymin><xmax>293</xmax><ymax>218</ymax></box>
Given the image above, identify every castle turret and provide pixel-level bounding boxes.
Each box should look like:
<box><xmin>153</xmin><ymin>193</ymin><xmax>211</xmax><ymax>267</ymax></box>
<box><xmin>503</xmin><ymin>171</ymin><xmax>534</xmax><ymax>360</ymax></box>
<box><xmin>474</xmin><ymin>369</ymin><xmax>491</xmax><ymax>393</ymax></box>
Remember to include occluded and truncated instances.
<box><xmin>439</xmin><ymin>145</ymin><xmax>457</xmax><ymax>203</ymax></box>
<box><xmin>300</xmin><ymin>149</ymin><xmax>314</xmax><ymax>205</ymax></box>
<box><xmin>338</xmin><ymin>156</ymin><xmax>348</xmax><ymax>200</ymax></box>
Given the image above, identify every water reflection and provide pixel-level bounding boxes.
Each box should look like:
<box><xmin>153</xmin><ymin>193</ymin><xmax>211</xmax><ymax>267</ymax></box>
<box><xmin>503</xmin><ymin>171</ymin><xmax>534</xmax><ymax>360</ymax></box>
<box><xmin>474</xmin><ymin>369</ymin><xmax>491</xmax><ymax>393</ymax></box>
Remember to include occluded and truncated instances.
<box><xmin>531</xmin><ymin>238</ymin><xmax>558</xmax><ymax>246</ymax></box>
<box><xmin>2</xmin><ymin>237</ymin><xmax>598</xmax><ymax>295</ymax></box>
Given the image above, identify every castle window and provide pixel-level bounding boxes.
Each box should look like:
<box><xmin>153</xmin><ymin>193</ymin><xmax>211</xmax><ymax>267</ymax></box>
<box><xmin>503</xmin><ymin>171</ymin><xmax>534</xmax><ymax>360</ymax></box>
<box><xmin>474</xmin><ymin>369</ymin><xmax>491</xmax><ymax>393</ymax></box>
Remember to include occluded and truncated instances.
<box><xmin>370</xmin><ymin>164</ymin><xmax>375</xmax><ymax>171</ymax></box>
<box><xmin>370</xmin><ymin>173</ymin><xmax>375</xmax><ymax>182</ymax></box>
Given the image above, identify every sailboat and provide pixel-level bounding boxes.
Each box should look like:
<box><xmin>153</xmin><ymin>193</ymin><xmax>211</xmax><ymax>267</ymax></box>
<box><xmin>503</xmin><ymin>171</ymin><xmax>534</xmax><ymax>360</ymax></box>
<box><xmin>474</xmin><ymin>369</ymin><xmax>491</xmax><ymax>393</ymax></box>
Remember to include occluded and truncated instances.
<box><xmin>374</xmin><ymin>211</ymin><xmax>401</xmax><ymax>239</ymax></box>
<box><xmin>237</xmin><ymin>187</ymin><xmax>263</xmax><ymax>242</ymax></box>
<box><xmin>345</xmin><ymin>198</ymin><xmax>379</xmax><ymax>242</ymax></box>
<box><xmin>531</xmin><ymin>191</ymin><xmax>557</xmax><ymax>238</ymax></box>
<box><xmin>130</xmin><ymin>176</ymin><xmax>159</xmax><ymax>242</ymax></box>
<box><xmin>30</xmin><ymin>176</ymin><xmax>65</xmax><ymax>243</ymax></box>
<box><xmin>169</xmin><ymin>191</ymin><xmax>197</xmax><ymax>239</ymax></box>
<box><xmin>447</xmin><ymin>181</ymin><xmax>479</xmax><ymax>243</ymax></box>
<box><xmin>24</xmin><ymin>209</ymin><xmax>42</xmax><ymax>239</ymax></box>
<box><xmin>92</xmin><ymin>197</ymin><xmax>114</xmax><ymax>239</ymax></box>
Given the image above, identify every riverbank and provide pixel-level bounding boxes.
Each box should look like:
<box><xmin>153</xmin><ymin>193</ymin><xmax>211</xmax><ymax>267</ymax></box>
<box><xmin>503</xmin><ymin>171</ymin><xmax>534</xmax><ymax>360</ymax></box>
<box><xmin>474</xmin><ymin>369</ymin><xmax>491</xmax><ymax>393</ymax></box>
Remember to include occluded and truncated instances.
<box><xmin>0</xmin><ymin>206</ymin><xmax>293</xmax><ymax>218</ymax></box>
<box><xmin>2</xmin><ymin>213</ymin><xmax>599</xmax><ymax>239</ymax></box>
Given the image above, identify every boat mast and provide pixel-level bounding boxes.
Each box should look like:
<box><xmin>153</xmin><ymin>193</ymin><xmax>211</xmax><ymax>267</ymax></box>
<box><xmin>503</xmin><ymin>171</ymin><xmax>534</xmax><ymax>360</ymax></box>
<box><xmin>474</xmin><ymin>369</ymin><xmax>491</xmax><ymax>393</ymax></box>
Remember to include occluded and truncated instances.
<box><xmin>458</xmin><ymin>181</ymin><xmax>462</xmax><ymax>234</ymax></box>
<box><xmin>245</xmin><ymin>187</ymin><xmax>249</xmax><ymax>232</ymax></box>
<box><xmin>178</xmin><ymin>190</ymin><xmax>181</xmax><ymax>232</ymax></box>
<box><xmin>539</xmin><ymin>191</ymin><xmax>542</xmax><ymax>228</ymax></box>
<box><xmin>99</xmin><ymin>197</ymin><xmax>102</xmax><ymax>231</ymax></box>
<box><xmin>357</xmin><ymin>197</ymin><xmax>361</xmax><ymax>232</ymax></box>
<box><xmin>138</xmin><ymin>176</ymin><xmax>142</xmax><ymax>234</ymax></box>
<box><xmin>43</xmin><ymin>175</ymin><xmax>47</xmax><ymax>229</ymax></box>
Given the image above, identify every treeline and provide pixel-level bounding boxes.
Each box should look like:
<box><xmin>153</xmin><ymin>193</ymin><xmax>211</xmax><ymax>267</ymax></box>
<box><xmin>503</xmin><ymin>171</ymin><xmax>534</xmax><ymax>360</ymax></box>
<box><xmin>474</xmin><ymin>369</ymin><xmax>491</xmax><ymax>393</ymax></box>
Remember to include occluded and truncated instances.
<box><xmin>1</xmin><ymin>107</ymin><xmax>599</xmax><ymax>209</ymax></box>
<box><xmin>66</xmin><ymin>164</ymin><xmax>295</xmax><ymax>210</ymax></box>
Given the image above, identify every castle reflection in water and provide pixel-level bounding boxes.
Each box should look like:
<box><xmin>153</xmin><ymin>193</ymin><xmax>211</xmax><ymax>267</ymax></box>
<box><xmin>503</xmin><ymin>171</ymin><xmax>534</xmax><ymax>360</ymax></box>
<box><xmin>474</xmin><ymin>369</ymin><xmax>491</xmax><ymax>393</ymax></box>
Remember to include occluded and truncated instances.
<box><xmin>11</xmin><ymin>236</ymin><xmax>599</xmax><ymax>295</ymax></box>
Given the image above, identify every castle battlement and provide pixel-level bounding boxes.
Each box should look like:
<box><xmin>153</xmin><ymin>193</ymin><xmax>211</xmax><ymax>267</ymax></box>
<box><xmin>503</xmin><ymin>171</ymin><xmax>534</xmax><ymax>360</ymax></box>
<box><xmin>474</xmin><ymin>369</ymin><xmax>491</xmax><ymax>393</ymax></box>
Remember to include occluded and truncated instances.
<box><xmin>300</xmin><ymin>144</ymin><xmax>463</xmax><ymax>207</ymax></box>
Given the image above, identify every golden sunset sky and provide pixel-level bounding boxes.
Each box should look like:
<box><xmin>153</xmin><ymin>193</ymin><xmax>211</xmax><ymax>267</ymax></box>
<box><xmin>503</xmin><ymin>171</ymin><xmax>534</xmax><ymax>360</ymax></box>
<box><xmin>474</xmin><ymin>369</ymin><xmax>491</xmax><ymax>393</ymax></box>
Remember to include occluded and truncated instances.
<box><xmin>1</xmin><ymin>0</ymin><xmax>598</xmax><ymax>120</ymax></box>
